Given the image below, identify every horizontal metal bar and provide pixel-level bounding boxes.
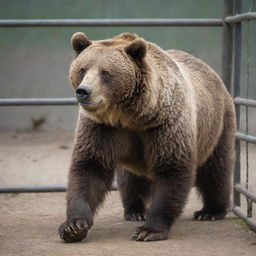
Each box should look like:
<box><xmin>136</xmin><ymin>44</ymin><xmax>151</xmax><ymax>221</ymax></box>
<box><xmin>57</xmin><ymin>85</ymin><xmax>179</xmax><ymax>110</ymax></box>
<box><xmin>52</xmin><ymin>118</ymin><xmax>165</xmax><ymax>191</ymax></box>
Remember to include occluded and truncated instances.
<box><xmin>0</xmin><ymin>98</ymin><xmax>77</xmax><ymax>106</ymax></box>
<box><xmin>233</xmin><ymin>206</ymin><xmax>256</xmax><ymax>232</ymax></box>
<box><xmin>0</xmin><ymin>186</ymin><xmax>66</xmax><ymax>193</ymax></box>
<box><xmin>0</xmin><ymin>184</ymin><xmax>117</xmax><ymax>193</ymax></box>
<box><xmin>235</xmin><ymin>132</ymin><xmax>256</xmax><ymax>144</ymax></box>
<box><xmin>3</xmin><ymin>96</ymin><xmax>255</xmax><ymax>107</ymax></box>
<box><xmin>0</xmin><ymin>13</ymin><xmax>255</xmax><ymax>28</ymax></box>
<box><xmin>234</xmin><ymin>97</ymin><xmax>256</xmax><ymax>107</ymax></box>
<box><xmin>225</xmin><ymin>12</ymin><xmax>256</xmax><ymax>23</ymax></box>
<box><xmin>234</xmin><ymin>184</ymin><xmax>256</xmax><ymax>203</ymax></box>
<box><xmin>0</xmin><ymin>18</ymin><xmax>224</xmax><ymax>27</ymax></box>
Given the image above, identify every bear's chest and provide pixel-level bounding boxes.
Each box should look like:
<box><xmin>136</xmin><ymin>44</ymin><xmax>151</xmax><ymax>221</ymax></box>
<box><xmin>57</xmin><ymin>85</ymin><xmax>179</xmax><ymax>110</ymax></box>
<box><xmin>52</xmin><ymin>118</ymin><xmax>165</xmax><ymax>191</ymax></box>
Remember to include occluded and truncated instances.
<box><xmin>116</xmin><ymin>130</ymin><xmax>152</xmax><ymax>178</ymax></box>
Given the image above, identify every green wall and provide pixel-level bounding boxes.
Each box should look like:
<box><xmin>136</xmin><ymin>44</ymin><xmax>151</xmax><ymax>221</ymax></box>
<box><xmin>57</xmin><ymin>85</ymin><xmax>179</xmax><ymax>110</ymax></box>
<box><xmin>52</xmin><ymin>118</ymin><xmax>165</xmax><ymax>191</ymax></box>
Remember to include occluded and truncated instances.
<box><xmin>0</xmin><ymin>0</ymin><xmax>255</xmax><ymax>131</ymax></box>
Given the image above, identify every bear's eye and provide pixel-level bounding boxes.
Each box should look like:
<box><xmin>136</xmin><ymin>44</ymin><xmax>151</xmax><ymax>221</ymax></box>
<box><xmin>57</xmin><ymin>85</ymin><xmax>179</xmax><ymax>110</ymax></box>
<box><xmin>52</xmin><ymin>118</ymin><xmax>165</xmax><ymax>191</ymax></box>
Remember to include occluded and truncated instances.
<box><xmin>78</xmin><ymin>68</ymin><xmax>86</xmax><ymax>76</ymax></box>
<box><xmin>101</xmin><ymin>70</ymin><xmax>111</xmax><ymax>77</ymax></box>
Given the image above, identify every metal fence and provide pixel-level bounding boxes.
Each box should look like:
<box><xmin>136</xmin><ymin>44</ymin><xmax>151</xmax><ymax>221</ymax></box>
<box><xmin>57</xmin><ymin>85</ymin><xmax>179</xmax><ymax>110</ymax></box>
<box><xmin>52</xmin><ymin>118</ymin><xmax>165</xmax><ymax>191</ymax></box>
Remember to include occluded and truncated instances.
<box><xmin>0</xmin><ymin>0</ymin><xmax>255</xmax><ymax>232</ymax></box>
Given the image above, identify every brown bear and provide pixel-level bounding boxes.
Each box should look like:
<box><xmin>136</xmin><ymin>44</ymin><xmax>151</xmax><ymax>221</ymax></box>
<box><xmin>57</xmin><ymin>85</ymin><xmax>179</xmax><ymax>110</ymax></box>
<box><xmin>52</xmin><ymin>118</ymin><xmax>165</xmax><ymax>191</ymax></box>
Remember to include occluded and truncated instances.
<box><xmin>58</xmin><ymin>32</ymin><xmax>236</xmax><ymax>242</ymax></box>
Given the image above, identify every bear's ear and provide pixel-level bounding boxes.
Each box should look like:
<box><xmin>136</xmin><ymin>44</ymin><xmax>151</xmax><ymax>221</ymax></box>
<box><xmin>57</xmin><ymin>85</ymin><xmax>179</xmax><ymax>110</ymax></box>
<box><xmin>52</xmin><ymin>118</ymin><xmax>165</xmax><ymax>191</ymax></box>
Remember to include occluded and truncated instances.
<box><xmin>125</xmin><ymin>39</ymin><xmax>147</xmax><ymax>61</ymax></box>
<box><xmin>71</xmin><ymin>32</ymin><xmax>92</xmax><ymax>55</ymax></box>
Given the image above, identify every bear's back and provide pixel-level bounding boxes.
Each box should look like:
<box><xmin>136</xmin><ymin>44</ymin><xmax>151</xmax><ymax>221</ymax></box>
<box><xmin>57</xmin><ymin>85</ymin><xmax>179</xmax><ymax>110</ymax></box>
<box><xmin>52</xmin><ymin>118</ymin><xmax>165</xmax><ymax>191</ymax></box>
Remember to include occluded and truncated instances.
<box><xmin>166</xmin><ymin>50</ymin><xmax>232</xmax><ymax>166</ymax></box>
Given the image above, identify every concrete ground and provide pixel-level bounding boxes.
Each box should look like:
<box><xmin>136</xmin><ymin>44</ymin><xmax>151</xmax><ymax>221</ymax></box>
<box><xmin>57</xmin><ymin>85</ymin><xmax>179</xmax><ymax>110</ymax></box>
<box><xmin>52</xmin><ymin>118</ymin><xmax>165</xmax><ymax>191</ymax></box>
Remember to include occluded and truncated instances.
<box><xmin>0</xmin><ymin>132</ymin><xmax>256</xmax><ymax>256</ymax></box>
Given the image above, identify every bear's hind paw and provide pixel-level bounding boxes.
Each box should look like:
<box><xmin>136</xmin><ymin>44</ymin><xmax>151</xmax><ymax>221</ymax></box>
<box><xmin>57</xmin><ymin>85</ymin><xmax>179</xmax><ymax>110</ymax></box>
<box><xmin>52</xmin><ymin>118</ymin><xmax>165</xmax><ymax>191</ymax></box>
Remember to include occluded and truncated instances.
<box><xmin>124</xmin><ymin>212</ymin><xmax>145</xmax><ymax>221</ymax></box>
<box><xmin>193</xmin><ymin>209</ymin><xmax>226</xmax><ymax>221</ymax></box>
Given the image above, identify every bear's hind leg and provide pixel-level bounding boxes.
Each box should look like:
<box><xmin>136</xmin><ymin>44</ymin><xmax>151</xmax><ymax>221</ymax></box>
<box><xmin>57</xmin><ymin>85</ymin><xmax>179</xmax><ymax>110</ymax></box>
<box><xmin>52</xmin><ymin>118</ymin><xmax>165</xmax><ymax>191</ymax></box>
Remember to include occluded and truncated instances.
<box><xmin>194</xmin><ymin>110</ymin><xmax>235</xmax><ymax>221</ymax></box>
<box><xmin>117</xmin><ymin>169</ymin><xmax>151</xmax><ymax>221</ymax></box>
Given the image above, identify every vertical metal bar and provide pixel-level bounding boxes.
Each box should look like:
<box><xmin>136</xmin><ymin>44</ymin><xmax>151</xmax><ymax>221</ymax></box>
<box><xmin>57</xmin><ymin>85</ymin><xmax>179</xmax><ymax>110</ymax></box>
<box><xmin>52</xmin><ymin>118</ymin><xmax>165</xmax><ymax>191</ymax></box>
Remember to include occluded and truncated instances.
<box><xmin>233</xmin><ymin>0</ymin><xmax>242</xmax><ymax>207</ymax></box>
<box><xmin>222</xmin><ymin>0</ymin><xmax>234</xmax><ymax>92</ymax></box>
<box><xmin>245</xmin><ymin>19</ymin><xmax>250</xmax><ymax>217</ymax></box>
<box><xmin>247</xmin><ymin>199</ymin><xmax>253</xmax><ymax>217</ymax></box>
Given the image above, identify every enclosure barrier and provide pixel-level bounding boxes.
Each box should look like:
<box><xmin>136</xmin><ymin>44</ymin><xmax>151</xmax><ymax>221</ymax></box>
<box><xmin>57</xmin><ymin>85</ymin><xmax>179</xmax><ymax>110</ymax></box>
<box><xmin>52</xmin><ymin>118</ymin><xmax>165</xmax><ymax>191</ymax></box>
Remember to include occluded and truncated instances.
<box><xmin>0</xmin><ymin>186</ymin><xmax>66</xmax><ymax>193</ymax></box>
<box><xmin>0</xmin><ymin>18</ymin><xmax>224</xmax><ymax>27</ymax></box>
<box><xmin>0</xmin><ymin>0</ymin><xmax>255</xmax><ymax>232</ymax></box>
<box><xmin>0</xmin><ymin>98</ymin><xmax>77</xmax><ymax>106</ymax></box>
<box><xmin>0</xmin><ymin>184</ymin><xmax>118</xmax><ymax>193</ymax></box>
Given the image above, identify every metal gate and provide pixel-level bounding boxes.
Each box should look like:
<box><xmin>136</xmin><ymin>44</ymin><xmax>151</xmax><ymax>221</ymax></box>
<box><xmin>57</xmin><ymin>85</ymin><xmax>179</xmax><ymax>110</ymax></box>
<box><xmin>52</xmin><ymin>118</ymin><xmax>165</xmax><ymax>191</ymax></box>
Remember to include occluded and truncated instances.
<box><xmin>0</xmin><ymin>0</ymin><xmax>255</xmax><ymax>232</ymax></box>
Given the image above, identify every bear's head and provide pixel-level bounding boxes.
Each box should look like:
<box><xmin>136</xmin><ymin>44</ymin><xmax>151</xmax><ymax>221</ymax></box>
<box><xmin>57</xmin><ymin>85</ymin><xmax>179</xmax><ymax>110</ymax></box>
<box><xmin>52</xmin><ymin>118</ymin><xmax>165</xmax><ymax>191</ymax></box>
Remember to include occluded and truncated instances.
<box><xmin>69</xmin><ymin>32</ymin><xmax>156</xmax><ymax>127</ymax></box>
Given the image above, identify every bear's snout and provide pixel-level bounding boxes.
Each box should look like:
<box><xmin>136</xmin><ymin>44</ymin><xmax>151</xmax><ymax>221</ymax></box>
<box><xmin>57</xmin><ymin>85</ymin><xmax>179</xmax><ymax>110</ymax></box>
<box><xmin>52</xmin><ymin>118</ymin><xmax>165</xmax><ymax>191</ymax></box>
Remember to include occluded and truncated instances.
<box><xmin>76</xmin><ymin>85</ymin><xmax>91</xmax><ymax>102</ymax></box>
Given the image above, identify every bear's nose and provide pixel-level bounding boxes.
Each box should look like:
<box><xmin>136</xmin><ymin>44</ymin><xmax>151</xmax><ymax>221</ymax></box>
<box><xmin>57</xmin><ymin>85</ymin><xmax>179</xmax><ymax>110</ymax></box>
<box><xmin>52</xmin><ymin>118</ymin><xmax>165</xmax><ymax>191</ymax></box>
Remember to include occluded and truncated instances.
<box><xmin>76</xmin><ymin>85</ymin><xmax>91</xmax><ymax>101</ymax></box>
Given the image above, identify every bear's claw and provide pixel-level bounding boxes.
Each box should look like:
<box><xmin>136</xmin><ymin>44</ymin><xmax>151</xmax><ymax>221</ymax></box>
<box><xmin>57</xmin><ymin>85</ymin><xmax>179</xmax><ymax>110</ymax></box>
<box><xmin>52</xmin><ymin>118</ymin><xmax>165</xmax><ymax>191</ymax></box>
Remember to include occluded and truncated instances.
<box><xmin>193</xmin><ymin>209</ymin><xmax>226</xmax><ymax>221</ymax></box>
<box><xmin>124</xmin><ymin>213</ymin><xmax>145</xmax><ymax>221</ymax></box>
<box><xmin>58</xmin><ymin>219</ymin><xmax>89</xmax><ymax>243</ymax></box>
<box><xmin>131</xmin><ymin>227</ymin><xmax>168</xmax><ymax>242</ymax></box>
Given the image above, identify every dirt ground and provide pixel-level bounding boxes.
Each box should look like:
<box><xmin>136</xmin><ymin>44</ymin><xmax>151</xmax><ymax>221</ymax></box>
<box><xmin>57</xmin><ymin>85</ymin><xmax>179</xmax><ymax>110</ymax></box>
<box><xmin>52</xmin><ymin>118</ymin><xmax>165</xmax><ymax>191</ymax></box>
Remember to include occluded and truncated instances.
<box><xmin>0</xmin><ymin>131</ymin><xmax>256</xmax><ymax>256</ymax></box>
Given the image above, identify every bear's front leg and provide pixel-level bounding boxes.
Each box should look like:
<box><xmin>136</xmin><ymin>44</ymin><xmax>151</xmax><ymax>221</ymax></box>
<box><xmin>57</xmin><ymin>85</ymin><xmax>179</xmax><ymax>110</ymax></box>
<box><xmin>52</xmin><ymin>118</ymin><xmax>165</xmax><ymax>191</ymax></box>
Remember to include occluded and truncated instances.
<box><xmin>131</xmin><ymin>163</ymin><xmax>194</xmax><ymax>242</ymax></box>
<box><xmin>58</xmin><ymin>159</ymin><xmax>114</xmax><ymax>242</ymax></box>
<box><xmin>58</xmin><ymin>116</ymin><xmax>115</xmax><ymax>243</ymax></box>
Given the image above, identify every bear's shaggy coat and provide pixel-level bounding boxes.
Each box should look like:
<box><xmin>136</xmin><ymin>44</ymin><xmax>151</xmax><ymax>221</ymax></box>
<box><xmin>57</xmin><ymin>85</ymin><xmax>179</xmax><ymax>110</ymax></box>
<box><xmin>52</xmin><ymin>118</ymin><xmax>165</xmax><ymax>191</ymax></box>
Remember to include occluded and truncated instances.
<box><xmin>58</xmin><ymin>32</ymin><xmax>236</xmax><ymax>242</ymax></box>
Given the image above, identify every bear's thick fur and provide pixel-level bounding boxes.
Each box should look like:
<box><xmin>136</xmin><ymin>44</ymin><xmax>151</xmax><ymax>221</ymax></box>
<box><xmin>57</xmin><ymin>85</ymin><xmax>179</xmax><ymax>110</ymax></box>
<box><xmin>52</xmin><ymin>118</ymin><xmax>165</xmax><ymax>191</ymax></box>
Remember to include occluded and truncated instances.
<box><xmin>58</xmin><ymin>32</ymin><xmax>236</xmax><ymax>242</ymax></box>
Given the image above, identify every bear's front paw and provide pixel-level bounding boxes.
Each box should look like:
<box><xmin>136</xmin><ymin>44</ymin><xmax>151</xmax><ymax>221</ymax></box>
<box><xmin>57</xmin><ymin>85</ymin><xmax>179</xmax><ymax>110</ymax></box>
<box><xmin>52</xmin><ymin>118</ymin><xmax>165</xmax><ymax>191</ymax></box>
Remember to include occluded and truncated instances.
<box><xmin>58</xmin><ymin>219</ymin><xmax>90</xmax><ymax>243</ymax></box>
<box><xmin>131</xmin><ymin>226</ymin><xmax>168</xmax><ymax>242</ymax></box>
<box><xmin>193</xmin><ymin>209</ymin><xmax>226</xmax><ymax>221</ymax></box>
<box><xmin>124</xmin><ymin>212</ymin><xmax>145</xmax><ymax>221</ymax></box>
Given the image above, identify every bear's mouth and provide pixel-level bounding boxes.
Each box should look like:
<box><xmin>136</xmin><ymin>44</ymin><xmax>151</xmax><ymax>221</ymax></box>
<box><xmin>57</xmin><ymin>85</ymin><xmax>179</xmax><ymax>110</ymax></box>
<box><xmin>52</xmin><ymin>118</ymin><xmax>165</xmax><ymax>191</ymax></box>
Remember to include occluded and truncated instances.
<box><xmin>79</xmin><ymin>99</ymin><xmax>103</xmax><ymax>110</ymax></box>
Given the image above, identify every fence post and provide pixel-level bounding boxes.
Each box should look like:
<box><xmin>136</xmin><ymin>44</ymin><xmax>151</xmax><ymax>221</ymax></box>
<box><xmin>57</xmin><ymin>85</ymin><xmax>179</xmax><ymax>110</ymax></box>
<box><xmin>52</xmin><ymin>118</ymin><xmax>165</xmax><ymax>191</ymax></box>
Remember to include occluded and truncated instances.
<box><xmin>222</xmin><ymin>0</ymin><xmax>234</xmax><ymax>92</ymax></box>
<box><xmin>233</xmin><ymin>0</ymin><xmax>242</xmax><ymax>207</ymax></box>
